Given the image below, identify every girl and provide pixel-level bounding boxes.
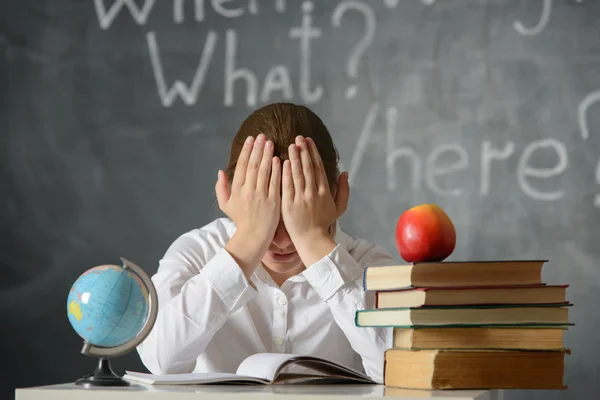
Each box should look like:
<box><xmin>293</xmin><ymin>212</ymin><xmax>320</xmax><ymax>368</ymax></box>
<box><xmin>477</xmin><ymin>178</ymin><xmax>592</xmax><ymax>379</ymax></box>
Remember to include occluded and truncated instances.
<box><xmin>136</xmin><ymin>102</ymin><xmax>396</xmax><ymax>383</ymax></box>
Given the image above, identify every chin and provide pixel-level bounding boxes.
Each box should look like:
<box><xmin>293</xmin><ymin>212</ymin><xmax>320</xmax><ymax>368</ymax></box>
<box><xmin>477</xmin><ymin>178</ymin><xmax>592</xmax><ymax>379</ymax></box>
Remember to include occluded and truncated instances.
<box><xmin>263</xmin><ymin>253</ymin><xmax>302</xmax><ymax>274</ymax></box>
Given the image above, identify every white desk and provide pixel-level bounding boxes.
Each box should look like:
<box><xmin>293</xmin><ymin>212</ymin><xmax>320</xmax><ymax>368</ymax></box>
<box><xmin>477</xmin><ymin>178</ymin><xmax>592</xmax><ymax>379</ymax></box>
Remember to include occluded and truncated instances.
<box><xmin>15</xmin><ymin>383</ymin><xmax>504</xmax><ymax>400</ymax></box>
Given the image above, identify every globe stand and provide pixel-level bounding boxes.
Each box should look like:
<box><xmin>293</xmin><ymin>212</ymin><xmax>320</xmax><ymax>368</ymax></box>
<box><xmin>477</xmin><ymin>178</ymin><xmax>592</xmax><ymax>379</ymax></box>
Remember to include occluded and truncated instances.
<box><xmin>76</xmin><ymin>357</ymin><xmax>130</xmax><ymax>387</ymax></box>
<box><xmin>69</xmin><ymin>258</ymin><xmax>159</xmax><ymax>390</ymax></box>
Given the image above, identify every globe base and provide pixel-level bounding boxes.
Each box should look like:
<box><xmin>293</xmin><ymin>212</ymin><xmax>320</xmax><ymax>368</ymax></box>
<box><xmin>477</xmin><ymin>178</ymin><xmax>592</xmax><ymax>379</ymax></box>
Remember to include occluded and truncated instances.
<box><xmin>76</xmin><ymin>357</ymin><xmax>131</xmax><ymax>388</ymax></box>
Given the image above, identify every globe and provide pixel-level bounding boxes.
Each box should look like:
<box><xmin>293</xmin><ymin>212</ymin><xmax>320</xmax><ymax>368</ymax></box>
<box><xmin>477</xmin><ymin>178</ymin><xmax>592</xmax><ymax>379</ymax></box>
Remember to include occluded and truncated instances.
<box><xmin>66</xmin><ymin>257</ymin><xmax>158</xmax><ymax>387</ymax></box>
<box><xmin>67</xmin><ymin>264</ymin><xmax>148</xmax><ymax>347</ymax></box>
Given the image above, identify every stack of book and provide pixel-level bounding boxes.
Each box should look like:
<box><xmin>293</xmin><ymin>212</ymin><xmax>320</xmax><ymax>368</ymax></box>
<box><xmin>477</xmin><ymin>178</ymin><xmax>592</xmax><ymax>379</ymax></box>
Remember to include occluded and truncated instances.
<box><xmin>355</xmin><ymin>260</ymin><xmax>572</xmax><ymax>390</ymax></box>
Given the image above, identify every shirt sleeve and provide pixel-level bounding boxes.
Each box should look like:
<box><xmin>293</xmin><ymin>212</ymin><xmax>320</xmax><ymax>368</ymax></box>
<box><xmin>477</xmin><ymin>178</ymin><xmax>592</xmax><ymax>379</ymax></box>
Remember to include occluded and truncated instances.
<box><xmin>301</xmin><ymin>239</ymin><xmax>396</xmax><ymax>383</ymax></box>
<box><xmin>136</xmin><ymin>220</ymin><xmax>257</xmax><ymax>374</ymax></box>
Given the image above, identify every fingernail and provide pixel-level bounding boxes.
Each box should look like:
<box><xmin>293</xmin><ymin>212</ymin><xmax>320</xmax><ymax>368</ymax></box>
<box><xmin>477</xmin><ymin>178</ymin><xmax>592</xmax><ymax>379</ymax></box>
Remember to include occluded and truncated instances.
<box><xmin>257</xmin><ymin>135</ymin><xmax>265</xmax><ymax>143</ymax></box>
<box><xmin>246</xmin><ymin>136</ymin><xmax>254</xmax><ymax>144</ymax></box>
<box><xmin>266</xmin><ymin>140</ymin><xmax>273</xmax><ymax>148</ymax></box>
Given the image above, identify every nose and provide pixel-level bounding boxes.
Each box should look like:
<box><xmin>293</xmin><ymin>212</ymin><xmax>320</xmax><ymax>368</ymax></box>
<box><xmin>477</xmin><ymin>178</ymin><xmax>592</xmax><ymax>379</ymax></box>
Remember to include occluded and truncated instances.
<box><xmin>271</xmin><ymin>220</ymin><xmax>293</xmax><ymax>250</ymax></box>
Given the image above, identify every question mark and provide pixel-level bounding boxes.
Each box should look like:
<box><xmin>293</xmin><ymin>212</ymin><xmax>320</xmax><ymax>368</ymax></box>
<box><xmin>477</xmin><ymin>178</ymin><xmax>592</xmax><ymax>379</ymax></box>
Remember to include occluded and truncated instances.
<box><xmin>332</xmin><ymin>1</ymin><xmax>376</xmax><ymax>100</ymax></box>
<box><xmin>595</xmin><ymin>161</ymin><xmax>600</xmax><ymax>208</ymax></box>
<box><xmin>514</xmin><ymin>0</ymin><xmax>552</xmax><ymax>36</ymax></box>
<box><xmin>384</xmin><ymin>0</ymin><xmax>435</xmax><ymax>7</ymax></box>
<box><xmin>578</xmin><ymin>89</ymin><xmax>600</xmax><ymax>207</ymax></box>
<box><xmin>579</xmin><ymin>89</ymin><xmax>600</xmax><ymax>141</ymax></box>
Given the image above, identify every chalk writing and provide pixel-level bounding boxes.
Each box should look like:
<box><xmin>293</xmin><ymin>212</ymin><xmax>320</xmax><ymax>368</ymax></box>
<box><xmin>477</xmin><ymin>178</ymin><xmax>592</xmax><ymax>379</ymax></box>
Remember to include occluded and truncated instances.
<box><xmin>350</xmin><ymin>106</ymin><xmax>572</xmax><ymax>201</ymax></box>
<box><xmin>275</xmin><ymin>0</ymin><xmax>287</xmax><ymax>12</ymax></box>
<box><xmin>94</xmin><ymin>0</ymin><xmax>595</xmax><ymax>208</ymax></box>
<box><xmin>173</xmin><ymin>0</ymin><xmax>262</xmax><ymax>23</ymax></box>
<box><xmin>385</xmin><ymin>106</ymin><xmax>423</xmax><ymax>192</ymax></box>
<box><xmin>261</xmin><ymin>66</ymin><xmax>294</xmax><ymax>103</ymax></box>
<box><xmin>148</xmin><ymin>14</ymin><xmax>318</xmax><ymax>108</ymax></box>
<box><xmin>213</xmin><ymin>0</ymin><xmax>247</xmax><ymax>18</ymax></box>
<box><xmin>579</xmin><ymin>89</ymin><xmax>600</xmax><ymax>207</ymax></box>
<box><xmin>579</xmin><ymin>89</ymin><xmax>600</xmax><ymax>140</ymax></box>
<box><xmin>347</xmin><ymin>103</ymin><xmax>379</xmax><ymax>186</ymax></box>
<box><xmin>226</xmin><ymin>29</ymin><xmax>297</xmax><ymax>106</ymax></box>
<box><xmin>596</xmin><ymin>161</ymin><xmax>600</xmax><ymax>207</ymax></box>
<box><xmin>517</xmin><ymin>139</ymin><xmax>567</xmax><ymax>201</ymax></box>
<box><xmin>386</xmin><ymin>0</ymin><xmax>435</xmax><ymax>6</ymax></box>
<box><xmin>174</xmin><ymin>0</ymin><xmax>203</xmax><ymax>24</ymax></box>
<box><xmin>426</xmin><ymin>144</ymin><xmax>469</xmax><ymax>197</ymax></box>
<box><xmin>94</xmin><ymin>0</ymin><xmax>155</xmax><ymax>29</ymax></box>
<box><xmin>289</xmin><ymin>1</ymin><xmax>324</xmax><ymax>104</ymax></box>
<box><xmin>480</xmin><ymin>141</ymin><xmax>515</xmax><ymax>196</ymax></box>
<box><xmin>147</xmin><ymin>31</ymin><xmax>217</xmax><ymax>107</ymax></box>
<box><xmin>331</xmin><ymin>1</ymin><xmax>376</xmax><ymax>99</ymax></box>
<box><xmin>97</xmin><ymin>0</ymin><xmax>287</xmax><ymax>27</ymax></box>
<box><xmin>514</xmin><ymin>0</ymin><xmax>552</xmax><ymax>36</ymax></box>
<box><xmin>386</xmin><ymin>147</ymin><xmax>422</xmax><ymax>192</ymax></box>
<box><xmin>224</xmin><ymin>29</ymin><xmax>259</xmax><ymax>107</ymax></box>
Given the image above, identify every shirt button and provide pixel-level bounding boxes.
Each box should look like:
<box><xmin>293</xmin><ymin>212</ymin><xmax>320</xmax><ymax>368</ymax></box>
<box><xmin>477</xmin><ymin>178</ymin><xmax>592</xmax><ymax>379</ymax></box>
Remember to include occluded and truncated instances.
<box><xmin>277</xmin><ymin>296</ymin><xmax>287</xmax><ymax>306</ymax></box>
<box><xmin>274</xmin><ymin>337</ymin><xmax>284</xmax><ymax>345</ymax></box>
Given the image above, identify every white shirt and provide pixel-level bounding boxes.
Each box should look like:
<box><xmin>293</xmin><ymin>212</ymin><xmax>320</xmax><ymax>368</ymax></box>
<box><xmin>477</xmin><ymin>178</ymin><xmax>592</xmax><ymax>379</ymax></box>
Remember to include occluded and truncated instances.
<box><xmin>136</xmin><ymin>218</ymin><xmax>396</xmax><ymax>383</ymax></box>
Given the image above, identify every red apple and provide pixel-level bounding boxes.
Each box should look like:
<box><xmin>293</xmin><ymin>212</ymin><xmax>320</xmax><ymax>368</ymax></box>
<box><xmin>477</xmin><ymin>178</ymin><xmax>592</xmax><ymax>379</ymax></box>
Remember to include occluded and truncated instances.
<box><xmin>395</xmin><ymin>204</ymin><xmax>456</xmax><ymax>262</ymax></box>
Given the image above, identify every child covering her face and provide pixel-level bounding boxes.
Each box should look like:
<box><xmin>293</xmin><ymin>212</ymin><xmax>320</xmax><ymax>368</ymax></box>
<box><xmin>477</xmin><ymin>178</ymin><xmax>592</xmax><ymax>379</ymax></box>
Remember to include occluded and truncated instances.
<box><xmin>136</xmin><ymin>102</ymin><xmax>396</xmax><ymax>383</ymax></box>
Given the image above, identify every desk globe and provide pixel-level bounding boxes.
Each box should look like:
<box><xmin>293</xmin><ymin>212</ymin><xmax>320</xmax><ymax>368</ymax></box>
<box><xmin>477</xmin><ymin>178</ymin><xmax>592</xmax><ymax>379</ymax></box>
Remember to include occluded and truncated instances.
<box><xmin>66</xmin><ymin>257</ymin><xmax>158</xmax><ymax>387</ymax></box>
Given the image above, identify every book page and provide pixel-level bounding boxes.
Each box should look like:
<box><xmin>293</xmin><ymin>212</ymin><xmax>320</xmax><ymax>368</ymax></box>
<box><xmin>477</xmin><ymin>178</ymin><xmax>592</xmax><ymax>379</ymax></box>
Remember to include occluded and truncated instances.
<box><xmin>124</xmin><ymin>354</ymin><xmax>374</xmax><ymax>386</ymax></box>
<box><xmin>291</xmin><ymin>358</ymin><xmax>372</xmax><ymax>380</ymax></box>
<box><xmin>123</xmin><ymin>370</ymin><xmax>267</xmax><ymax>385</ymax></box>
<box><xmin>236</xmin><ymin>353</ymin><xmax>302</xmax><ymax>381</ymax></box>
<box><xmin>235</xmin><ymin>353</ymin><xmax>374</xmax><ymax>384</ymax></box>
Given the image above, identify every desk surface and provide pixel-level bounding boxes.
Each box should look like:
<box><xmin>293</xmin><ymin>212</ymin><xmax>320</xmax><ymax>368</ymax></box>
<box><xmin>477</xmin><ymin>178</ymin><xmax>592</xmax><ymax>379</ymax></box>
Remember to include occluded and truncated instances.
<box><xmin>15</xmin><ymin>383</ymin><xmax>504</xmax><ymax>400</ymax></box>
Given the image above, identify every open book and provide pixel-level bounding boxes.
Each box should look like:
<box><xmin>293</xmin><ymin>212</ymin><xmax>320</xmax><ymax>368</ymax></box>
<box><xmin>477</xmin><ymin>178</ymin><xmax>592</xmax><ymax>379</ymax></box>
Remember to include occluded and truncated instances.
<box><xmin>123</xmin><ymin>353</ymin><xmax>375</xmax><ymax>385</ymax></box>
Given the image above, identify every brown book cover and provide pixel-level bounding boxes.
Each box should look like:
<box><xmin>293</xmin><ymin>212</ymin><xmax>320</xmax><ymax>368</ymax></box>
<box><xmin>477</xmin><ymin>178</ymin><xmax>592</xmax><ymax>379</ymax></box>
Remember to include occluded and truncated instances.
<box><xmin>363</xmin><ymin>260</ymin><xmax>547</xmax><ymax>291</ymax></box>
<box><xmin>392</xmin><ymin>326</ymin><xmax>566</xmax><ymax>350</ymax></box>
<box><xmin>375</xmin><ymin>284</ymin><xmax>569</xmax><ymax>308</ymax></box>
<box><xmin>384</xmin><ymin>348</ymin><xmax>569</xmax><ymax>390</ymax></box>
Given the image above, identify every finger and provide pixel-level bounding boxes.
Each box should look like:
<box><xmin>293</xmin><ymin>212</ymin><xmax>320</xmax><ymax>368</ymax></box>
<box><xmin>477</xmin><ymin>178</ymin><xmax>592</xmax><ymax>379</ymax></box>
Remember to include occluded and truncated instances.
<box><xmin>245</xmin><ymin>133</ymin><xmax>266</xmax><ymax>188</ymax></box>
<box><xmin>232</xmin><ymin>136</ymin><xmax>254</xmax><ymax>188</ymax></box>
<box><xmin>215</xmin><ymin>170</ymin><xmax>231</xmax><ymax>210</ymax></box>
<box><xmin>289</xmin><ymin>143</ymin><xmax>304</xmax><ymax>195</ymax></box>
<box><xmin>335</xmin><ymin>171</ymin><xmax>350</xmax><ymax>217</ymax></box>
<box><xmin>282</xmin><ymin>159</ymin><xmax>294</xmax><ymax>203</ymax></box>
<box><xmin>257</xmin><ymin>139</ymin><xmax>274</xmax><ymax>192</ymax></box>
<box><xmin>297</xmin><ymin>136</ymin><xmax>316</xmax><ymax>194</ymax></box>
<box><xmin>306</xmin><ymin>137</ymin><xmax>328</xmax><ymax>192</ymax></box>
<box><xmin>269</xmin><ymin>156</ymin><xmax>281</xmax><ymax>201</ymax></box>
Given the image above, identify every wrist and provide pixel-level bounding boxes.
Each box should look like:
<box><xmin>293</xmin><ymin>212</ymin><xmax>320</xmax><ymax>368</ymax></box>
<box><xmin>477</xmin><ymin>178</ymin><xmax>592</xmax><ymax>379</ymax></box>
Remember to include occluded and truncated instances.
<box><xmin>225</xmin><ymin>229</ymin><xmax>269</xmax><ymax>278</ymax></box>
<box><xmin>294</xmin><ymin>227</ymin><xmax>330</xmax><ymax>246</ymax></box>
<box><xmin>294</xmin><ymin>231</ymin><xmax>337</xmax><ymax>268</ymax></box>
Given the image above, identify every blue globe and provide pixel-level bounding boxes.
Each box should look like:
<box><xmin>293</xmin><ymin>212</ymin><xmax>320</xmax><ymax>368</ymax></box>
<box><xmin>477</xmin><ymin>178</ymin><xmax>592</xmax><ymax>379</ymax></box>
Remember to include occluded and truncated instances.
<box><xmin>67</xmin><ymin>264</ymin><xmax>149</xmax><ymax>347</ymax></box>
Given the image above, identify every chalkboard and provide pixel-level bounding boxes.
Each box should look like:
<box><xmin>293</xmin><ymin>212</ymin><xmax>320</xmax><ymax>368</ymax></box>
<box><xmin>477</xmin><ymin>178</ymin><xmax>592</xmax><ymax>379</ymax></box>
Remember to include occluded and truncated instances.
<box><xmin>2</xmin><ymin>1</ymin><xmax>599</xmax><ymax>399</ymax></box>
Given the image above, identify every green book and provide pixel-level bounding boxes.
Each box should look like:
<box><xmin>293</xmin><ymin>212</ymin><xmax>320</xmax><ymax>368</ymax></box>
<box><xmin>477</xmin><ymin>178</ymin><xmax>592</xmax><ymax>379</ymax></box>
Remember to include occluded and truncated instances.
<box><xmin>355</xmin><ymin>303</ymin><xmax>573</xmax><ymax>328</ymax></box>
